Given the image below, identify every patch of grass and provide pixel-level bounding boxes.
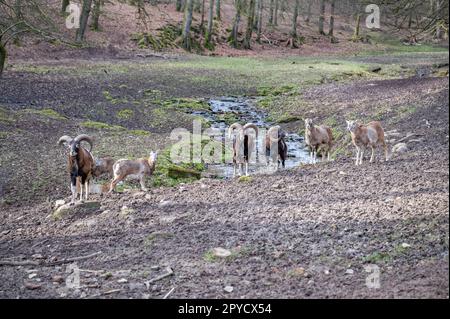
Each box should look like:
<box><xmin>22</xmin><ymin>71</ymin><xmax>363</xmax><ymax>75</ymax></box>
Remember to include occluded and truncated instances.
<box><xmin>238</xmin><ymin>176</ymin><xmax>252</xmax><ymax>183</ymax></box>
<box><xmin>0</xmin><ymin>131</ymin><xmax>8</xmax><ymax>139</ymax></box>
<box><xmin>0</xmin><ymin>108</ymin><xmax>14</xmax><ymax>123</ymax></box>
<box><xmin>128</xmin><ymin>129</ymin><xmax>150</xmax><ymax>136</ymax></box>
<box><xmin>363</xmin><ymin>251</ymin><xmax>392</xmax><ymax>264</ymax></box>
<box><xmin>116</xmin><ymin>109</ymin><xmax>134</xmax><ymax>120</ymax></box>
<box><xmin>161</xmin><ymin>98</ymin><xmax>211</xmax><ymax>112</ymax></box>
<box><xmin>81</xmin><ymin>121</ymin><xmax>126</xmax><ymax>131</ymax></box>
<box><xmin>23</xmin><ymin>108</ymin><xmax>67</xmax><ymax>120</ymax></box>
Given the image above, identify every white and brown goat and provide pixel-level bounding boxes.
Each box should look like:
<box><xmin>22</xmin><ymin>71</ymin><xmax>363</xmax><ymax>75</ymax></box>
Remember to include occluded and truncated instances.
<box><xmin>265</xmin><ymin>125</ymin><xmax>288</xmax><ymax>170</ymax></box>
<box><xmin>228</xmin><ymin>123</ymin><xmax>259</xmax><ymax>177</ymax></box>
<box><xmin>109</xmin><ymin>151</ymin><xmax>158</xmax><ymax>193</ymax></box>
<box><xmin>58</xmin><ymin>134</ymin><xmax>94</xmax><ymax>204</ymax></box>
<box><xmin>304</xmin><ymin>118</ymin><xmax>333</xmax><ymax>163</ymax></box>
<box><xmin>346</xmin><ymin>120</ymin><xmax>388</xmax><ymax>165</ymax></box>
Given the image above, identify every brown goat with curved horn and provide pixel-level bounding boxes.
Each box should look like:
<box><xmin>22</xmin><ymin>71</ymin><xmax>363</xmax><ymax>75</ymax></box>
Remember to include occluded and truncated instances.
<box><xmin>228</xmin><ymin>122</ymin><xmax>259</xmax><ymax>177</ymax></box>
<box><xmin>58</xmin><ymin>134</ymin><xmax>95</xmax><ymax>204</ymax></box>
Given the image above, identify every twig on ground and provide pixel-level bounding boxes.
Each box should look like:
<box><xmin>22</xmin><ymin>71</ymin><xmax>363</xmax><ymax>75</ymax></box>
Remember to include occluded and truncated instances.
<box><xmin>145</xmin><ymin>266</ymin><xmax>174</xmax><ymax>289</ymax></box>
<box><xmin>163</xmin><ymin>287</ymin><xmax>175</xmax><ymax>299</ymax></box>
<box><xmin>0</xmin><ymin>251</ymin><xmax>102</xmax><ymax>267</ymax></box>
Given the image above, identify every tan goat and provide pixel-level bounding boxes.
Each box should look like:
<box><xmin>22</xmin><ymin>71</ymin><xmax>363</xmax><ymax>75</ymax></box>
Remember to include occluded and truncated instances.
<box><xmin>228</xmin><ymin>123</ymin><xmax>259</xmax><ymax>177</ymax></box>
<box><xmin>346</xmin><ymin>120</ymin><xmax>388</xmax><ymax>165</ymax></box>
<box><xmin>304</xmin><ymin>118</ymin><xmax>333</xmax><ymax>164</ymax></box>
<box><xmin>109</xmin><ymin>151</ymin><xmax>158</xmax><ymax>193</ymax></box>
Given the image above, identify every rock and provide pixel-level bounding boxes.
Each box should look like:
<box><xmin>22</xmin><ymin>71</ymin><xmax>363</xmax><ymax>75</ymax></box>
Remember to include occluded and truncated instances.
<box><xmin>32</xmin><ymin>254</ymin><xmax>44</xmax><ymax>259</ymax></box>
<box><xmin>212</xmin><ymin>247</ymin><xmax>232</xmax><ymax>258</ymax></box>
<box><xmin>117</xmin><ymin>278</ymin><xmax>128</xmax><ymax>284</ymax></box>
<box><xmin>24</xmin><ymin>282</ymin><xmax>41</xmax><ymax>290</ymax></box>
<box><xmin>401</xmin><ymin>243</ymin><xmax>411</xmax><ymax>248</ymax></box>
<box><xmin>224</xmin><ymin>286</ymin><xmax>234</xmax><ymax>293</ymax></box>
<box><xmin>168</xmin><ymin>165</ymin><xmax>201</xmax><ymax>179</ymax></box>
<box><xmin>392</xmin><ymin>143</ymin><xmax>408</xmax><ymax>154</ymax></box>
<box><xmin>52</xmin><ymin>275</ymin><xmax>64</xmax><ymax>284</ymax></box>
<box><xmin>52</xmin><ymin>201</ymin><xmax>101</xmax><ymax>220</ymax></box>
<box><xmin>158</xmin><ymin>200</ymin><xmax>174</xmax><ymax>209</ymax></box>
<box><xmin>345</xmin><ymin>269</ymin><xmax>354</xmax><ymax>275</ymax></box>
<box><xmin>120</xmin><ymin>206</ymin><xmax>134</xmax><ymax>217</ymax></box>
<box><xmin>150</xmin><ymin>265</ymin><xmax>160</xmax><ymax>271</ymax></box>
<box><xmin>28</xmin><ymin>273</ymin><xmax>38</xmax><ymax>279</ymax></box>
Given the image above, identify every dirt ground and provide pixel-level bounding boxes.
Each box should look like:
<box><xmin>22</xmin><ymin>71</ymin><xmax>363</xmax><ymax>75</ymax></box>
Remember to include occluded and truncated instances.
<box><xmin>0</xmin><ymin>54</ymin><xmax>448</xmax><ymax>298</ymax></box>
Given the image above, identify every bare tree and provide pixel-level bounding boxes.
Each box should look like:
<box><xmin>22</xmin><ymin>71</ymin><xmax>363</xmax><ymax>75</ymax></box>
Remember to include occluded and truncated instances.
<box><xmin>229</xmin><ymin>0</ymin><xmax>243</xmax><ymax>48</ymax></box>
<box><xmin>318</xmin><ymin>0</ymin><xmax>326</xmax><ymax>35</ymax></box>
<box><xmin>256</xmin><ymin>0</ymin><xmax>263</xmax><ymax>42</ymax></box>
<box><xmin>243</xmin><ymin>0</ymin><xmax>256</xmax><ymax>49</ymax></box>
<box><xmin>215</xmin><ymin>0</ymin><xmax>221</xmax><ymax>20</ymax></box>
<box><xmin>182</xmin><ymin>0</ymin><xmax>194</xmax><ymax>50</ymax></box>
<box><xmin>288</xmin><ymin>0</ymin><xmax>300</xmax><ymax>48</ymax></box>
<box><xmin>205</xmin><ymin>0</ymin><xmax>214</xmax><ymax>47</ymax></box>
<box><xmin>91</xmin><ymin>0</ymin><xmax>103</xmax><ymax>31</ymax></box>
<box><xmin>75</xmin><ymin>0</ymin><xmax>93</xmax><ymax>42</ymax></box>
<box><xmin>328</xmin><ymin>0</ymin><xmax>335</xmax><ymax>37</ymax></box>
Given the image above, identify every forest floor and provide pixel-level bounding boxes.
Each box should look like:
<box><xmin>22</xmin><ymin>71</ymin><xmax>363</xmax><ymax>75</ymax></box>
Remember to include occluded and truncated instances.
<box><xmin>0</xmin><ymin>50</ymin><xmax>448</xmax><ymax>298</ymax></box>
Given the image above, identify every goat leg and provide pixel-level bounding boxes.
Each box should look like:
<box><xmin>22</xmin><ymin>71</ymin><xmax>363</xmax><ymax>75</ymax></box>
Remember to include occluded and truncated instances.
<box><xmin>355</xmin><ymin>147</ymin><xmax>360</xmax><ymax>166</ymax></box>
<box><xmin>140</xmin><ymin>176</ymin><xmax>149</xmax><ymax>192</ymax></box>
<box><xmin>370</xmin><ymin>146</ymin><xmax>375</xmax><ymax>163</ymax></box>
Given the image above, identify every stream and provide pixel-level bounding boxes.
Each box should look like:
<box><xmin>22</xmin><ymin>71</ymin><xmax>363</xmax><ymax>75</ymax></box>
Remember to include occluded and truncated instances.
<box><xmin>193</xmin><ymin>97</ymin><xmax>312</xmax><ymax>178</ymax></box>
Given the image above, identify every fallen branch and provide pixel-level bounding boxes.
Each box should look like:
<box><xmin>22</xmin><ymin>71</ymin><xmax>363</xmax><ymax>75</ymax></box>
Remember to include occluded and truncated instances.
<box><xmin>396</xmin><ymin>133</ymin><xmax>425</xmax><ymax>144</ymax></box>
<box><xmin>85</xmin><ymin>289</ymin><xmax>122</xmax><ymax>299</ymax></box>
<box><xmin>163</xmin><ymin>287</ymin><xmax>175</xmax><ymax>299</ymax></box>
<box><xmin>0</xmin><ymin>251</ymin><xmax>102</xmax><ymax>267</ymax></box>
<box><xmin>145</xmin><ymin>266</ymin><xmax>174</xmax><ymax>289</ymax></box>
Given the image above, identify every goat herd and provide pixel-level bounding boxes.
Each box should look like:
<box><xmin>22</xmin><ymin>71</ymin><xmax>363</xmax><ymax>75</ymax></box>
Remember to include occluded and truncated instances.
<box><xmin>58</xmin><ymin>119</ymin><xmax>388</xmax><ymax>204</ymax></box>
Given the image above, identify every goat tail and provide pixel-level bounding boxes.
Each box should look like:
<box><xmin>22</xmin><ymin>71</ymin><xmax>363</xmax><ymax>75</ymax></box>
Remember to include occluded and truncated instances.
<box><xmin>243</xmin><ymin>123</ymin><xmax>259</xmax><ymax>138</ymax></box>
<box><xmin>228</xmin><ymin>123</ymin><xmax>243</xmax><ymax>139</ymax></box>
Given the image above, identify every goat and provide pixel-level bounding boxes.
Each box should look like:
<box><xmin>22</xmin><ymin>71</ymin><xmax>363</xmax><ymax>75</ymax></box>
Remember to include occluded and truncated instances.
<box><xmin>109</xmin><ymin>151</ymin><xmax>158</xmax><ymax>193</ymax></box>
<box><xmin>304</xmin><ymin>118</ymin><xmax>333</xmax><ymax>163</ymax></box>
<box><xmin>265</xmin><ymin>125</ymin><xmax>288</xmax><ymax>170</ymax></box>
<box><xmin>92</xmin><ymin>157</ymin><xmax>114</xmax><ymax>179</ymax></box>
<box><xmin>58</xmin><ymin>134</ymin><xmax>94</xmax><ymax>204</ymax></box>
<box><xmin>228</xmin><ymin>123</ymin><xmax>259</xmax><ymax>177</ymax></box>
<box><xmin>346</xmin><ymin>120</ymin><xmax>388</xmax><ymax>165</ymax></box>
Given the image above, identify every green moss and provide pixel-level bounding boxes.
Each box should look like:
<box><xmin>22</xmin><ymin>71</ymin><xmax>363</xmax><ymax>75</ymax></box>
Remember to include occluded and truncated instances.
<box><xmin>128</xmin><ymin>129</ymin><xmax>150</xmax><ymax>136</ymax></box>
<box><xmin>24</xmin><ymin>108</ymin><xmax>67</xmax><ymax>120</ymax></box>
<box><xmin>0</xmin><ymin>108</ymin><xmax>14</xmax><ymax>123</ymax></box>
<box><xmin>162</xmin><ymin>98</ymin><xmax>211</xmax><ymax>112</ymax></box>
<box><xmin>116</xmin><ymin>109</ymin><xmax>134</xmax><ymax>120</ymax></box>
<box><xmin>238</xmin><ymin>176</ymin><xmax>252</xmax><ymax>183</ymax></box>
<box><xmin>278</xmin><ymin>113</ymin><xmax>302</xmax><ymax>123</ymax></box>
<box><xmin>257</xmin><ymin>85</ymin><xmax>296</xmax><ymax>96</ymax></box>
<box><xmin>0</xmin><ymin>132</ymin><xmax>8</xmax><ymax>139</ymax></box>
<box><xmin>144</xmin><ymin>232</ymin><xmax>174</xmax><ymax>247</ymax></box>
<box><xmin>81</xmin><ymin>121</ymin><xmax>125</xmax><ymax>131</ymax></box>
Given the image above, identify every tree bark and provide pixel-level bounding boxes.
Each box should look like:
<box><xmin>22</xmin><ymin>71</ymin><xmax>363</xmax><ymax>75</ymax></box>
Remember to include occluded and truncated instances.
<box><xmin>0</xmin><ymin>42</ymin><xmax>6</xmax><ymax>77</ymax></box>
<box><xmin>76</xmin><ymin>0</ymin><xmax>93</xmax><ymax>42</ymax></box>
<box><xmin>215</xmin><ymin>0</ymin><xmax>221</xmax><ymax>20</ymax></box>
<box><xmin>200</xmin><ymin>0</ymin><xmax>206</xmax><ymax>30</ymax></box>
<box><xmin>305</xmin><ymin>0</ymin><xmax>312</xmax><ymax>24</ymax></box>
<box><xmin>269</xmin><ymin>0</ymin><xmax>274</xmax><ymax>25</ymax></box>
<box><xmin>176</xmin><ymin>0</ymin><xmax>183</xmax><ymax>12</ymax></box>
<box><xmin>62</xmin><ymin>0</ymin><xmax>70</xmax><ymax>14</ymax></box>
<box><xmin>353</xmin><ymin>13</ymin><xmax>361</xmax><ymax>39</ymax></box>
<box><xmin>318</xmin><ymin>0</ymin><xmax>326</xmax><ymax>35</ymax></box>
<box><xmin>243</xmin><ymin>0</ymin><xmax>256</xmax><ymax>49</ymax></box>
<box><xmin>291</xmin><ymin>0</ymin><xmax>299</xmax><ymax>38</ymax></box>
<box><xmin>273</xmin><ymin>0</ymin><xmax>278</xmax><ymax>26</ymax></box>
<box><xmin>91</xmin><ymin>0</ymin><xmax>102</xmax><ymax>31</ymax></box>
<box><xmin>328</xmin><ymin>0</ymin><xmax>335</xmax><ymax>37</ymax></box>
<box><xmin>182</xmin><ymin>0</ymin><xmax>194</xmax><ymax>51</ymax></box>
<box><xmin>205</xmin><ymin>0</ymin><xmax>215</xmax><ymax>46</ymax></box>
<box><xmin>229</xmin><ymin>0</ymin><xmax>242</xmax><ymax>48</ymax></box>
<box><xmin>256</xmin><ymin>0</ymin><xmax>263</xmax><ymax>42</ymax></box>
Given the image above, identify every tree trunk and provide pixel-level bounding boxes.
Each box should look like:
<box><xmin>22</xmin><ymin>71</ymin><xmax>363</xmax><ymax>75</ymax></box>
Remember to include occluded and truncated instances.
<box><xmin>305</xmin><ymin>0</ymin><xmax>312</xmax><ymax>24</ymax></box>
<box><xmin>176</xmin><ymin>0</ymin><xmax>183</xmax><ymax>12</ymax></box>
<box><xmin>229</xmin><ymin>0</ymin><xmax>242</xmax><ymax>48</ymax></box>
<box><xmin>269</xmin><ymin>0</ymin><xmax>274</xmax><ymax>25</ymax></box>
<box><xmin>182</xmin><ymin>0</ymin><xmax>194</xmax><ymax>51</ymax></box>
<box><xmin>215</xmin><ymin>0</ymin><xmax>221</xmax><ymax>20</ymax></box>
<box><xmin>243</xmin><ymin>0</ymin><xmax>256</xmax><ymax>49</ymax></box>
<box><xmin>62</xmin><ymin>0</ymin><xmax>70</xmax><ymax>14</ymax></box>
<box><xmin>205</xmin><ymin>0</ymin><xmax>215</xmax><ymax>46</ymax></box>
<box><xmin>273</xmin><ymin>0</ymin><xmax>278</xmax><ymax>26</ymax></box>
<box><xmin>76</xmin><ymin>0</ymin><xmax>93</xmax><ymax>42</ymax></box>
<box><xmin>200</xmin><ymin>0</ymin><xmax>206</xmax><ymax>30</ymax></box>
<box><xmin>318</xmin><ymin>0</ymin><xmax>326</xmax><ymax>35</ymax></box>
<box><xmin>328</xmin><ymin>0</ymin><xmax>335</xmax><ymax>37</ymax></box>
<box><xmin>256</xmin><ymin>0</ymin><xmax>263</xmax><ymax>42</ymax></box>
<box><xmin>0</xmin><ymin>42</ymin><xmax>6</xmax><ymax>77</ymax></box>
<box><xmin>288</xmin><ymin>0</ymin><xmax>300</xmax><ymax>48</ymax></box>
<box><xmin>353</xmin><ymin>13</ymin><xmax>361</xmax><ymax>39</ymax></box>
<box><xmin>91</xmin><ymin>0</ymin><xmax>102</xmax><ymax>31</ymax></box>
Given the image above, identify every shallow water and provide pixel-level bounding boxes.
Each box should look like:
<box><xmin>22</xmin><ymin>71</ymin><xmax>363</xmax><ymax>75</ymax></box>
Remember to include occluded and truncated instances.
<box><xmin>194</xmin><ymin>97</ymin><xmax>312</xmax><ymax>178</ymax></box>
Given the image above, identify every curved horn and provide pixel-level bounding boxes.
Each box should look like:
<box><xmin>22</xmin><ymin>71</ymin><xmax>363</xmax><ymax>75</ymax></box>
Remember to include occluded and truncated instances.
<box><xmin>58</xmin><ymin>135</ymin><xmax>73</xmax><ymax>146</ymax></box>
<box><xmin>74</xmin><ymin>134</ymin><xmax>93</xmax><ymax>151</ymax></box>
<box><xmin>243</xmin><ymin>123</ymin><xmax>259</xmax><ymax>137</ymax></box>
<box><xmin>267</xmin><ymin>125</ymin><xmax>281</xmax><ymax>143</ymax></box>
<box><xmin>228</xmin><ymin>123</ymin><xmax>243</xmax><ymax>139</ymax></box>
